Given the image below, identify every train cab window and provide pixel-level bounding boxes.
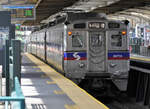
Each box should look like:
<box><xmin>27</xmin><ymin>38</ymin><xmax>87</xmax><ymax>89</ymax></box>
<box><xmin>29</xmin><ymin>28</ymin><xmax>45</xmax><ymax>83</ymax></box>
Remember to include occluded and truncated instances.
<box><xmin>90</xmin><ymin>34</ymin><xmax>102</xmax><ymax>47</ymax></box>
<box><xmin>111</xmin><ymin>35</ymin><xmax>122</xmax><ymax>47</ymax></box>
<box><xmin>72</xmin><ymin>35</ymin><xmax>83</xmax><ymax>47</ymax></box>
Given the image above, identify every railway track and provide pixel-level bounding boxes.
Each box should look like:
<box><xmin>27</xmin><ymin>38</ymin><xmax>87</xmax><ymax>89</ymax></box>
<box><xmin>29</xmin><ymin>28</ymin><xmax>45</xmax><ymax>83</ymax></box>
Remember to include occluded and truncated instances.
<box><xmin>99</xmin><ymin>93</ymin><xmax>149</xmax><ymax>109</ymax></box>
<box><xmin>106</xmin><ymin>58</ymin><xmax>150</xmax><ymax>109</ymax></box>
<box><xmin>86</xmin><ymin>88</ymin><xmax>149</xmax><ymax>109</ymax></box>
<box><xmin>79</xmin><ymin>59</ymin><xmax>150</xmax><ymax>109</ymax></box>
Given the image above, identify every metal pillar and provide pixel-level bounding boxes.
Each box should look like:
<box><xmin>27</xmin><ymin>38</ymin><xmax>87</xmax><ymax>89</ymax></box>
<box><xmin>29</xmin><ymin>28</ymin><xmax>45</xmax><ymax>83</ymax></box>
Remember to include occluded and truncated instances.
<box><xmin>11</xmin><ymin>40</ymin><xmax>21</xmax><ymax>82</ymax></box>
<box><xmin>5</xmin><ymin>40</ymin><xmax>10</xmax><ymax>96</ymax></box>
<box><xmin>9</xmin><ymin>40</ymin><xmax>21</xmax><ymax>94</ymax></box>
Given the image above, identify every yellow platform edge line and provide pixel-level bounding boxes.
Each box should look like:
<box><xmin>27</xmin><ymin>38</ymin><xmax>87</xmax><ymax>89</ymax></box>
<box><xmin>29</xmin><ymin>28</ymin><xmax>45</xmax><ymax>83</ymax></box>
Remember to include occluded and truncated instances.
<box><xmin>26</xmin><ymin>53</ymin><xmax>109</xmax><ymax>109</ymax></box>
<box><xmin>130</xmin><ymin>56</ymin><xmax>150</xmax><ymax>62</ymax></box>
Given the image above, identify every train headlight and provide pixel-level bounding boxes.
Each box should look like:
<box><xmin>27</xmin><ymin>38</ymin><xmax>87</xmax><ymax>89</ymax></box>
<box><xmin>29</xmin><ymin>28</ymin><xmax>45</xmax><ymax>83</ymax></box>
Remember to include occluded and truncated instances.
<box><xmin>122</xmin><ymin>31</ymin><xmax>126</xmax><ymax>35</ymax></box>
<box><xmin>68</xmin><ymin>31</ymin><xmax>72</xmax><ymax>36</ymax></box>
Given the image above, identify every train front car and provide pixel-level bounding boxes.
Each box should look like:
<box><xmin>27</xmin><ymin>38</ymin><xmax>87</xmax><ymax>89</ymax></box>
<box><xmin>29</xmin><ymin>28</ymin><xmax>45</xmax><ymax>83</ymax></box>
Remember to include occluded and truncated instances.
<box><xmin>64</xmin><ymin>13</ymin><xmax>130</xmax><ymax>91</ymax></box>
<box><xmin>106</xmin><ymin>21</ymin><xmax>130</xmax><ymax>91</ymax></box>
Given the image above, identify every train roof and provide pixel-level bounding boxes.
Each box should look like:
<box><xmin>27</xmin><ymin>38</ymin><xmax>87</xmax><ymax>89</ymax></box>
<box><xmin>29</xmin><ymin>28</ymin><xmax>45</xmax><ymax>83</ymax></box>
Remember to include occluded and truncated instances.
<box><xmin>66</xmin><ymin>12</ymin><xmax>107</xmax><ymax>21</ymax></box>
<box><xmin>33</xmin><ymin>12</ymin><xmax>107</xmax><ymax>31</ymax></box>
<box><xmin>47</xmin><ymin>12</ymin><xmax>107</xmax><ymax>27</ymax></box>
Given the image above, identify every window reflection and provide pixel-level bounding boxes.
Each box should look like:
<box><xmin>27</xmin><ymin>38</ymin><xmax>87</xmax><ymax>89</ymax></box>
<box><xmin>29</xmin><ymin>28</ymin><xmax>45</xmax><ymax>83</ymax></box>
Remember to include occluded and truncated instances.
<box><xmin>72</xmin><ymin>35</ymin><xmax>83</xmax><ymax>47</ymax></box>
<box><xmin>90</xmin><ymin>34</ymin><xmax>102</xmax><ymax>47</ymax></box>
<box><xmin>111</xmin><ymin>35</ymin><xmax>122</xmax><ymax>47</ymax></box>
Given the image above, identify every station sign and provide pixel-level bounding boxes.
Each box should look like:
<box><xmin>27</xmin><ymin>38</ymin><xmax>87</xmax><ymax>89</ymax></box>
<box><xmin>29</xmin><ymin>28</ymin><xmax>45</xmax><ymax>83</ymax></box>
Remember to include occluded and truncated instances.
<box><xmin>15</xmin><ymin>24</ymin><xmax>35</xmax><ymax>31</ymax></box>
<box><xmin>2</xmin><ymin>5</ymin><xmax>36</xmax><ymax>20</ymax></box>
<box><xmin>15</xmin><ymin>26</ymin><xmax>33</xmax><ymax>31</ymax></box>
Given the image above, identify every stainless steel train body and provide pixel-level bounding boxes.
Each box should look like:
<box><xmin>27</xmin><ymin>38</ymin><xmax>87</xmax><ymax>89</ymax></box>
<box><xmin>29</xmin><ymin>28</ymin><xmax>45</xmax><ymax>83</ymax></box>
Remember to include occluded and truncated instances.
<box><xmin>28</xmin><ymin>13</ymin><xmax>130</xmax><ymax>91</ymax></box>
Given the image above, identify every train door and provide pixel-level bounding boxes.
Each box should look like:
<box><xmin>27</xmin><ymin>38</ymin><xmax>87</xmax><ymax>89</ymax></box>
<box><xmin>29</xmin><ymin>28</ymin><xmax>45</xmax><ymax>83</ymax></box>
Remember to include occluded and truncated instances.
<box><xmin>87</xmin><ymin>32</ymin><xmax>106</xmax><ymax>72</ymax></box>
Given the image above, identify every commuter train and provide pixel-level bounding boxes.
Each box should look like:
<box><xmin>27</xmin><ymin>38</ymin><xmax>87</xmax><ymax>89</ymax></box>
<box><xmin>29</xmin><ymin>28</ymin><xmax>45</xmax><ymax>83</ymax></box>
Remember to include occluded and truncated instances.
<box><xmin>27</xmin><ymin>13</ymin><xmax>130</xmax><ymax>91</ymax></box>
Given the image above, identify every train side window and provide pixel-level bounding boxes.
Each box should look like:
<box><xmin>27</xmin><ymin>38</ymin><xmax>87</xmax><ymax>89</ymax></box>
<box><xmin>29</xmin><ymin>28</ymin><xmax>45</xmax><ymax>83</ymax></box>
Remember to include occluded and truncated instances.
<box><xmin>72</xmin><ymin>35</ymin><xmax>83</xmax><ymax>47</ymax></box>
<box><xmin>111</xmin><ymin>35</ymin><xmax>122</xmax><ymax>47</ymax></box>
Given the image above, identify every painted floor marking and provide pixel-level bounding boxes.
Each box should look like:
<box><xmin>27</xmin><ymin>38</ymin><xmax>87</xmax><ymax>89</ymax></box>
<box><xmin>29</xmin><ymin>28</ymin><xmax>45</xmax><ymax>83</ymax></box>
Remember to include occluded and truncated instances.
<box><xmin>65</xmin><ymin>104</ymin><xmax>79</xmax><ymax>109</ymax></box>
<box><xmin>54</xmin><ymin>90</ymin><xmax>65</xmax><ymax>95</ymax></box>
<box><xmin>46</xmin><ymin>81</ymin><xmax>56</xmax><ymax>85</ymax></box>
<box><xmin>33</xmin><ymin>66</ymin><xmax>38</xmax><ymax>68</ymax></box>
<box><xmin>41</xmin><ymin>74</ymin><xmax>47</xmax><ymax>78</ymax></box>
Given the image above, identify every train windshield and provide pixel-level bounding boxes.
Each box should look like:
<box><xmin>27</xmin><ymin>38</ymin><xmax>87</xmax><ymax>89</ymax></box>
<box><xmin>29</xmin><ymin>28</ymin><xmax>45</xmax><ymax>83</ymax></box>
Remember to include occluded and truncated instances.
<box><xmin>72</xmin><ymin>35</ymin><xmax>83</xmax><ymax>47</ymax></box>
<box><xmin>111</xmin><ymin>35</ymin><xmax>122</xmax><ymax>47</ymax></box>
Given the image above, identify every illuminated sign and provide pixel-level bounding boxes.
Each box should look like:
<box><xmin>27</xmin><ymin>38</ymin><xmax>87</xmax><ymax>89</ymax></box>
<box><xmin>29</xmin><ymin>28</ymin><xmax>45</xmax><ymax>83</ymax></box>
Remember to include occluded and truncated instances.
<box><xmin>15</xmin><ymin>25</ymin><xmax>33</xmax><ymax>31</ymax></box>
<box><xmin>2</xmin><ymin>5</ymin><xmax>36</xmax><ymax>20</ymax></box>
<box><xmin>88</xmin><ymin>22</ymin><xmax>105</xmax><ymax>29</ymax></box>
<box><xmin>16</xmin><ymin>26</ymin><xmax>20</xmax><ymax>30</ymax></box>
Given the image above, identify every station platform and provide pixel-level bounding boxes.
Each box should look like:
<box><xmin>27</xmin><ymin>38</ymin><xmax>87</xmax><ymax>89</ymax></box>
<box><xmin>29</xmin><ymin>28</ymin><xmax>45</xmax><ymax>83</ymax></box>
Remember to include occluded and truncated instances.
<box><xmin>130</xmin><ymin>54</ymin><xmax>150</xmax><ymax>72</ymax></box>
<box><xmin>21</xmin><ymin>53</ymin><xmax>108</xmax><ymax>109</ymax></box>
<box><xmin>130</xmin><ymin>54</ymin><xmax>150</xmax><ymax>62</ymax></box>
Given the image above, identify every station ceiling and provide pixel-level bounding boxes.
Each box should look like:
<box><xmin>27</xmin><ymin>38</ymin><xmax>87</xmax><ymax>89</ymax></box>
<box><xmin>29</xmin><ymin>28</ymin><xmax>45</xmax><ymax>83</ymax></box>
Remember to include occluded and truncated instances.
<box><xmin>0</xmin><ymin>0</ymin><xmax>150</xmax><ymax>26</ymax></box>
<box><xmin>0</xmin><ymin>0</ymin><xmax>37</xmax><ymax>5</ymax></box>
<box><xmin>93</xmin><ymin>0</ymin><xmax>150</xmax><ymax>26</ymax></box>
<box><xmin>23</xmin><ymin>0</ymin><xmax>78</xmax><ymax>25</ymax></box>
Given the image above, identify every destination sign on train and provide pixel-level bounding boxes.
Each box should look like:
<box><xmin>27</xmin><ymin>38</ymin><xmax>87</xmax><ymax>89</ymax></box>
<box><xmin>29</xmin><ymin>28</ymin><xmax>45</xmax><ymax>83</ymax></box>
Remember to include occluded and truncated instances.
<box><xmin>2</xmin><ymin>5</ymin><xmax>36</xmax><ymax>20</ymax></box>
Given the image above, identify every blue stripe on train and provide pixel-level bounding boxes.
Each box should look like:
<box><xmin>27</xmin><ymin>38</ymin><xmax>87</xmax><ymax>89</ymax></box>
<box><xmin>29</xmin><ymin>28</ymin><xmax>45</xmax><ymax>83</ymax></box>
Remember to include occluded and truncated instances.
<box><xmin>108</xmin><ymin>52</ymin><xmax>130</xmax><ymax>59</ymax></box>
<box><xmin>64</xmin><ymin>52</ymin><xmax>87</xmax><ymax>60</ymax></box>
<box><xmin>64</xmin><ymin>52</ymin><xmax>87</xmax><ymax>58</ymax></box>
<box><xmin>64</xmin><ymin>52</ymin><xmax>130</xmax><ymax>60</ymax></box>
